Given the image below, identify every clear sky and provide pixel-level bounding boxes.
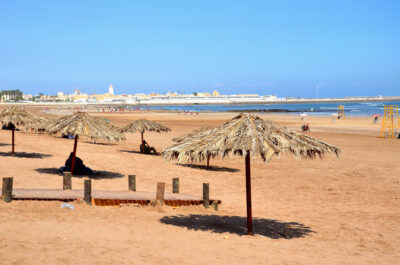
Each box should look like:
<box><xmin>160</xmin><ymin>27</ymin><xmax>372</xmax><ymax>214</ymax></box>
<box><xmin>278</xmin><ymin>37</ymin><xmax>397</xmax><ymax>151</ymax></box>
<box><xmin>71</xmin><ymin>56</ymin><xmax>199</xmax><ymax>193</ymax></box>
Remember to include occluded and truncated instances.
<box><xmin>0</xmin><ymin>1</ymin><xmax>399</xmax><ymax>97</ymax></box>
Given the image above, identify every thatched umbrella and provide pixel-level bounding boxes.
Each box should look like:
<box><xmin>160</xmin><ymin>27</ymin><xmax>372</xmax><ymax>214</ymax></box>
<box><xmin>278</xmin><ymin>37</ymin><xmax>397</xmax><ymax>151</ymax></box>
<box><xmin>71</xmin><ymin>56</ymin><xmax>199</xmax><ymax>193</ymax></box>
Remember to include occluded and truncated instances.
<box><xmin>0</xmin><ymin>106</ymin><xmax>47</xmax><ymax>156</ymax></box>
<box><xmin>39</xmin><ymin>111</ymin><xmax>125</xmax><ymax>175</ymax></box>
<box><xmin>173</xmin><ymin>126</ymin><xmax>216</xmax><ymax>167</ymax></box>
<box><xmin>162</xmin><ymin>113</ymin><xmax>340</xmax><ymax>235</ymax></box>
<box><xmin>120</xmin><ymin>119</ymin><xmax>171</xmax><ymax>153</ymax></box>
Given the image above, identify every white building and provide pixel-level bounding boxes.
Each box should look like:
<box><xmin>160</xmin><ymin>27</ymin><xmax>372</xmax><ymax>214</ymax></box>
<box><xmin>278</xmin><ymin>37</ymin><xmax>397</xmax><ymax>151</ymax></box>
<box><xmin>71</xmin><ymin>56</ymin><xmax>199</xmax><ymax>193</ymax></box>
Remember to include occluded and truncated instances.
<box><xmin>108</xmin><ymin>84</ymin><xmax>114</xmax><ymax>95</ymax></box>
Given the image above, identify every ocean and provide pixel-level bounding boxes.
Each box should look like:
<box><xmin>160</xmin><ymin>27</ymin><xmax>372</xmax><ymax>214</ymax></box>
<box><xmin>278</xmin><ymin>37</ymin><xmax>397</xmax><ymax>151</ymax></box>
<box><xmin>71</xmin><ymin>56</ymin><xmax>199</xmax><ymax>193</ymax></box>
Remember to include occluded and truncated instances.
<box><xmin>135</xmin><ymin>101</ymin><xmax>400</xmax><ymax>117</ymax></box>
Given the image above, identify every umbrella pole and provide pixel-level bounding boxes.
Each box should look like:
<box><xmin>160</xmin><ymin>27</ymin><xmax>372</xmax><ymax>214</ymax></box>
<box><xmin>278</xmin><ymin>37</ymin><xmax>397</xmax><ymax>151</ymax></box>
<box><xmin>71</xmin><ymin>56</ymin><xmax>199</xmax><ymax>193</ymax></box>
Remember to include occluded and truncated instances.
<box><xmin>207</xmin><ymin>154</ymin><xmax>210</xmax><ymax>168</ymax></box>
<box><xmin>11</xmin><ymin>128</ymin><xmax>15</xmax><ymax>156</ymax></box>
<box><xmin>141</xmin><ymin>131</ymin><xmax>144</xmax><ymax>153</ymax></box>
<box><xmin>71</xmin><ymin>135</ymin><xmax>79</xmax><ymax>175</ymax></box>
<box><xmin>245</xmin><ymin>152</ymin><xmax>253</xmax><ymax>235</ymax></box>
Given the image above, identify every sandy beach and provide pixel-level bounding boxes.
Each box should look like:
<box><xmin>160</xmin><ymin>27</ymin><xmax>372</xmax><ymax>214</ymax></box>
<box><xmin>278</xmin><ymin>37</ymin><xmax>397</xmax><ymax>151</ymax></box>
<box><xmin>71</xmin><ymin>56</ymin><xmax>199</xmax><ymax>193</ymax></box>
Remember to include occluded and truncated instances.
<box><xmin>0</xmin><ymin>108</ymin><xmax>399</xmax><ymax>264</ymax></box>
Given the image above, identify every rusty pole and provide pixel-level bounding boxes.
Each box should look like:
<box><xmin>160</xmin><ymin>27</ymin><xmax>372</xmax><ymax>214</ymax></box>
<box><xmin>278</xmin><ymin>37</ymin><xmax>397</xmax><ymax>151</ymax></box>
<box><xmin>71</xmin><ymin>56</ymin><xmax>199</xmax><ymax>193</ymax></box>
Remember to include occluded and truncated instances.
<box><xmin>245</xmin><ymin>152</ymin><xmax>253</xmax><ymax>235</ymax></box>
<box><xmin>71</xmin><ymin>135</ymin><xmax>79</xmax><ymax>175</ymax></box>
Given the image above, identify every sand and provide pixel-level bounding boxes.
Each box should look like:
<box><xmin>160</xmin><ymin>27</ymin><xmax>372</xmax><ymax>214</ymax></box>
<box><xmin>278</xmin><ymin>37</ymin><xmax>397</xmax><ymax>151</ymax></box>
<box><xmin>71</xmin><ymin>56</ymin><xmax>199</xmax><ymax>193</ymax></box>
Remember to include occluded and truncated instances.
<box><xmin>0</xmin><ymin>109</ymin><xmax>399</xmax><ymax>264</ymax></box>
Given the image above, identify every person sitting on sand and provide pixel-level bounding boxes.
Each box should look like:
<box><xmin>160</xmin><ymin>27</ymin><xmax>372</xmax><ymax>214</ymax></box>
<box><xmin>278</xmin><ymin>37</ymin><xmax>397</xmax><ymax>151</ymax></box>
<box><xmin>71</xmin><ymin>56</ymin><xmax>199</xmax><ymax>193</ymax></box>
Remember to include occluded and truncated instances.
<box><xmin>61</xmin><ymin>132</ymin><xmax>74</xmax><ymax>139</ymax></box>
<box><xmin>140</xmin><ymin>140</ymin><xmax>157</xmax><ymax>154</ymax></box>
<box><xmin>60</xmin><ymin>152</ymin><xmax>93</xmax><ymax>175</ymax></box>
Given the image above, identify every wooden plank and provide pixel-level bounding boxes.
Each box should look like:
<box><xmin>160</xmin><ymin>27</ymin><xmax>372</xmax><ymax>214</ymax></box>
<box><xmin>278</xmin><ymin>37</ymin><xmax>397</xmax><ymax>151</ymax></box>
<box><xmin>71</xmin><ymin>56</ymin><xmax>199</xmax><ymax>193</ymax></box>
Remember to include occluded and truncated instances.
<box><xmin>10</xmin><ymin>188</ymin><xmax>221</xmax><ymax>205</ymax></box>
<box><xmin>84</xmin><ymin>179</ymin><xmax>92</xmax><ymax>205</ymax></box>
<box><xmin>2</xmin><ymin>177</ymin><xmax>13</xmax><ymax>203</ymax></box>
<box><xmin>128</xmin><ymin>175</ymin><xmax>136</xmax><ymax>191</ymax></box>
<box><xmin>203</xmin><ymin>183</ymin><xmax>210</xmax><ymax>208</ymax></box>
<box><xmin>156</xmin><ymin>182</ymin><xmax>165</xmax><ymax>206</ymax></box>
<box><xmin>63</xmin><ymin>172</ymin><xmax>72</xmax><ymax>190</ymax></box>
<box><xmin>172</xmin><ymin>178</ymin><xmax>179</xmax><ymax>193</ymax></box>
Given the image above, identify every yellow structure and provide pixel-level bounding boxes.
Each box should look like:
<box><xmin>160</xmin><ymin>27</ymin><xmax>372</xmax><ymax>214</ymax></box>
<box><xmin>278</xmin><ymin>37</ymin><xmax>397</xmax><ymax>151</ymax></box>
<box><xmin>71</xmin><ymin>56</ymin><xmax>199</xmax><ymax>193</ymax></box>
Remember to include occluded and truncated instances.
<box><xmin>337</xmin><ymin>105</ymin><xmax>345</xmax><ymax>119</ymax></box>
<box><xmin>380</xmin><ymin>105</ymin><xmax>400</xmax><ymax>138</ymax></box>
<box><xmin>212</xmin><ymin>90</ymin><xmax>220</xmax><ymax>96</ymax></box>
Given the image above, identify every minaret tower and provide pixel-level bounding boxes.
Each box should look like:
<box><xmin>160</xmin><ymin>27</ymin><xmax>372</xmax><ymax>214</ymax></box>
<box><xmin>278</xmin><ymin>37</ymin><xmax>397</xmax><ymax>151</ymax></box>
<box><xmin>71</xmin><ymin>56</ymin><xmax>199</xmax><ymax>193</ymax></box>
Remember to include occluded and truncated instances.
<box><xmin>108</xmin><ymin>84</ymin><xmax>114</xmax><ymax>95</ymax></box>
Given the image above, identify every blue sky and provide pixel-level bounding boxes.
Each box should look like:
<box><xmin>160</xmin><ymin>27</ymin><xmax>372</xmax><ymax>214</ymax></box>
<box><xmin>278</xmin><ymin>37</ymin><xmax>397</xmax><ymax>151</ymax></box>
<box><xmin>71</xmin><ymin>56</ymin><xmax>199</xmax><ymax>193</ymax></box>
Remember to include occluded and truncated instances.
<box><xmin>0</xmin><ymin>1</ymin><xmax>399</xmax><ymax>97</ymax></box>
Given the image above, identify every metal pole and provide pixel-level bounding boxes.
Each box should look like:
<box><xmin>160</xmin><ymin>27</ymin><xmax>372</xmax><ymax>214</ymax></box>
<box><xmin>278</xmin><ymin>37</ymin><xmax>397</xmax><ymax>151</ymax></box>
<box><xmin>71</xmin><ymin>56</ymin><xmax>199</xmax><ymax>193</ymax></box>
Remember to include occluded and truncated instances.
<box><xmin>71</xmin><ymin>135</ymin><xmax>78</xmax><ymax>175</ymax></box>
<box><xmin>245</xmin><ymin>152</ymin><xmax>253</xmax><ymax>235</ymax></box>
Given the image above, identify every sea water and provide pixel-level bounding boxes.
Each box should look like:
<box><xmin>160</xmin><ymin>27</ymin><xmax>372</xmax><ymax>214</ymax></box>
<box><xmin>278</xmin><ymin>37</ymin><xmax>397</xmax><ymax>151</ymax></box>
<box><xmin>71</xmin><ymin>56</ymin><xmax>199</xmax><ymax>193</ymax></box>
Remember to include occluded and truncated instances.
<box><xmin>136</xmin><ymin>101</ymin><xmax>400</xmax><ymax>117</ymax></box>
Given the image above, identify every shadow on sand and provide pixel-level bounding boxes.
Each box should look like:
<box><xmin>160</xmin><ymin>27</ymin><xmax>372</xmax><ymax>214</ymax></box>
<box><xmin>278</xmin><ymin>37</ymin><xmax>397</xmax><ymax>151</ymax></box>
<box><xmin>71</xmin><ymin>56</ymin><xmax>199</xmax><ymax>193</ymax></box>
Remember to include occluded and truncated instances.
<box><xmin>0</xmin><ymin>152</ymin><xmax>52</xmax><ymax>159</ymax></box>
<box><xmin>178</xmin><ymin>164</ymin><xmax>239</xmax><ymax>172</ymax></box>
<box><xmin>160</xmin><ymin>214</ymin><xmax>314</xmax><ymax>239</ymax></box>
<box><xmin>119</xmin><ymin>150</ymin><xmax>160</xmax><ymax>156</ymax></box>
<box><xmin>0</xmin><ymin>143</ymin><xmax>10</xmax><ymax>146</ymax></box>
<box><xmin>35</xmin><ymin>167</ymin><xmax>124</xmax><ymax>179</ymax></box>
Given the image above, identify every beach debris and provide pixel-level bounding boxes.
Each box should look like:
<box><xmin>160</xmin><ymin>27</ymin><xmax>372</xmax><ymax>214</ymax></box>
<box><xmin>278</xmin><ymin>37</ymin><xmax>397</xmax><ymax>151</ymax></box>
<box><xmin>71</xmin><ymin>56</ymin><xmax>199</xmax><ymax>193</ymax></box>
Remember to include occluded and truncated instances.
<box><xmin>61</xmin><ymin>203</ymin><xmax>75</xmax><ymax>210</ymax></box>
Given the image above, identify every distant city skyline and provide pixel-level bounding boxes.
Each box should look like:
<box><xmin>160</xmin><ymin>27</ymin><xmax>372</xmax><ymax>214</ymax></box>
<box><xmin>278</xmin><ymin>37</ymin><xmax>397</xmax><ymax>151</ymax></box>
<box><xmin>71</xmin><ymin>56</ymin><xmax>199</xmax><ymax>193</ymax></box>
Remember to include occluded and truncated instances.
<box><xmin>1</xmin><ymin>1</ymin><xmax>399</xmax><ymax>98</ymax></box>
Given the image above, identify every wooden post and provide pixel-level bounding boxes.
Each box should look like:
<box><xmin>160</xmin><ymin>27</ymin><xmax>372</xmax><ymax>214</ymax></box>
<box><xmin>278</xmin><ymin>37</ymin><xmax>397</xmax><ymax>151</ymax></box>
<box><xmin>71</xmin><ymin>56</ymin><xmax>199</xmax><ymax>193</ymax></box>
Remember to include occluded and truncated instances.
<box><xmin>2</xmin><ymin>177</ymin><xmax>13</xmax><ymax>203</ymax></box>
<box><xmin>156</xmin><ymin>182</ymin><xmax>165</xmax><ymax>206</ymax></box>
<box><xmin>128</xmin><ymin>175</ymin><xmax>136</xmax><ymax>191</ymax></box>
<box><xmin>71</xmin><ymin>135</ymin><xmax>79</xmax><ymax>175</ymax></box>
<box><xmin>172</xmin><ymin>178</ymin><xmax>179</xmax><ymax>193</ymax></box>
<box><xmin>206</xmin><ymin>154</ymin><xmax>210</xmax><ymax>168</ymax></box>
<box><xmin>11</xmin><ymin>128</ymin><xmax>15</xmax><ymax>156</ymax></box>
<box><xmin>84</xmin><ymin>179</ymin><xmax>92</xmax><ymax>205</ymax></box>
<box><xmin>203</xmin><ymin>183</ymin><xmax>210</xmax><ymax>209</ymax></box>
<box><xmin>63</xmin><ymin>172</ymin><xmax>72</xmax><ymax>190</ymax></box>
<box><xmin>245</xmin><ymin>152</ymin><xmax>253</xmax><ymax>235</ymax></box>
<box><xmin>141</xmin><ymin>131</ymin><xmax>144</xmax><ymax>153</ymax></box>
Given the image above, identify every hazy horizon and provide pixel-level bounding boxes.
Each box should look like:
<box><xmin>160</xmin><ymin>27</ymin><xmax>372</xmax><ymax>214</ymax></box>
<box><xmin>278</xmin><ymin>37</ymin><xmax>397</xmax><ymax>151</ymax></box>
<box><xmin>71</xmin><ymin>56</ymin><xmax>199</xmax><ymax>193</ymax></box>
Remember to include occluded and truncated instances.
<box><xmin>1</xmin><ymin>1</ymin><xmax>399</xmax><ymax>98</ymax></box>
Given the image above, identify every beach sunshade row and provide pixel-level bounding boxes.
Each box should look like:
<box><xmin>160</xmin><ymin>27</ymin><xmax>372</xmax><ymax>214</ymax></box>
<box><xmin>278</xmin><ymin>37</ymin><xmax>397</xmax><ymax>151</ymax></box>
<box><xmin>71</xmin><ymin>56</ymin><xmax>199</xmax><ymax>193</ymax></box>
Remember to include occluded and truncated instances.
<box><xmin>162</xmin><ymin>113</ymin><xmax>340</xmax><ymax>164</ymax></box>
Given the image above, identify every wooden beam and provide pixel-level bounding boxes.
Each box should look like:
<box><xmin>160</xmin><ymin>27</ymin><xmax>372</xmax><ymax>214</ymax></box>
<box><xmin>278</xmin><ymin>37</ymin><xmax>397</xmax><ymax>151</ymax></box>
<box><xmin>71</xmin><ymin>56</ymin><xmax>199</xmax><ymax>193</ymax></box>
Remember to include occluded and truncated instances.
<box><xmin>155</xmin><ymin>182</ymin><xmax>165</xmax><ymax>206</ymax></box>
<box><xmin>172</xmin><ymin>178</ymin><xmax>179</xmax><ymax>193</ymax></box>
<box><xmin>128</xmin><ymin>175</ymin><xmax>136</xmax><ymax>191</ymax></box>
<box><xmin>2</xmin><ymin>177</ymin><xmax>13</xmax><ymax>203</ymax></box>
<box><xmin>203</xmin><ymin>183</ymin><xmax>209</xmax><ymax>209</ymax></box>
<box><xmin>63</xmin><ymin>172</ymin><xmax>72</xmax><ymax>190</ymax></box>
<box><xmin>84</xmin><ymin>179</ymin><xmax>92</xmax><ymax>205</ymax></box>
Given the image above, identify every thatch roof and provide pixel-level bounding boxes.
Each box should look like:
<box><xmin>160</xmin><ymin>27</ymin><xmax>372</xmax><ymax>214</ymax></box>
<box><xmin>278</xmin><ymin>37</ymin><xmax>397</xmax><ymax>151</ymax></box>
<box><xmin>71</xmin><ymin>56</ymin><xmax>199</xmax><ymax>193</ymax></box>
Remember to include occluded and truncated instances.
<box><xmin>38</xmin><ymin>111</ymin><xmax>125</xmax><ymax>142</ymax></box>
<box><xmin>0</xmin><ymin>106</ymin><xmax>47</xmax><ymax>127</ymax></box>
<box><xmin>162</xmin><ymin>113</ymin><xmax>340</xmax><ymax>164</ymax></box>
<box><xmin>120</xmin><ymin>119</ymin><xmax>171</xmax><ymax>133</ymax></box>
<box><xmin>172</xmin><ymin>126</ymin><xmax>214</xmax><ymax>143</ymax></box>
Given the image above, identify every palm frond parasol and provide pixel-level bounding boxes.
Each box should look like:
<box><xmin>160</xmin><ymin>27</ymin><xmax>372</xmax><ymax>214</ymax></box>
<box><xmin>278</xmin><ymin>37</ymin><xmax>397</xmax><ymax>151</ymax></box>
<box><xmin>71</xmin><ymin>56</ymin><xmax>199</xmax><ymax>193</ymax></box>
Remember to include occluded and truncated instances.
<box><xmin>39</xmin><ymin>111</ymin><xmax>125</xmax><ymax>175</ymax></box>
<box><xmin>0</xmin><ymin>106</ymin><xmax>47</xmax><ymax>155</ymax></box>
<box><xmin>162</xmin><ymin>113</ymin><xmax>340</xmax><ymax>235</ymax></box>
<box><xmin>172</xmin><ymin>126</ymin><xmax>216</xmax><ymax>167</ymax></box>
<box><xmin>120</xmin><ymin>119</ymin><xmax>170</xmax><ymax>153</ymax></box>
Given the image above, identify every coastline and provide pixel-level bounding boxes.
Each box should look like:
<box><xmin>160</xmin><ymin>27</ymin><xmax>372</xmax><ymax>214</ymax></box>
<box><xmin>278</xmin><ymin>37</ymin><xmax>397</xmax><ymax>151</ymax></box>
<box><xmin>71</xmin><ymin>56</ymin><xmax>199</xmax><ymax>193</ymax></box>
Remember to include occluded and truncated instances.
<box><xmin>1</xmin><ymin>96</ymin><xmax>400</xmax><ymax>106</ymax></box>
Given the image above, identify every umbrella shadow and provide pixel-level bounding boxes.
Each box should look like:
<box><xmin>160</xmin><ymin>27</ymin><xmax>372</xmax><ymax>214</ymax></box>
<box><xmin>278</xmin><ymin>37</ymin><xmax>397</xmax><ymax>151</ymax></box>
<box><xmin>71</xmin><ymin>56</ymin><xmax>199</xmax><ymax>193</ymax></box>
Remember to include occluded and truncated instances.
<box><xmin>35</xmin><ymin>167</ymin><xmax>124</xmax><ymax>179</ymax></box>
<box><xmin>0</xmin><ymin>152</ymin><xmax>52</xmax><ymax>159</ymax></box>
<box><xmin>160</xmin><ymin>214</ymin><xmax>314</xmax><ymax>239</ymax></box>
<box><xmin>119</xmin><ymin>150</ymin><xmax>160</xmax><ymax>156</ymax></box>
<box><xmin>178</xmin><ymin>164</ymin><xmax>239</xmax><ymax>172</ymax></box>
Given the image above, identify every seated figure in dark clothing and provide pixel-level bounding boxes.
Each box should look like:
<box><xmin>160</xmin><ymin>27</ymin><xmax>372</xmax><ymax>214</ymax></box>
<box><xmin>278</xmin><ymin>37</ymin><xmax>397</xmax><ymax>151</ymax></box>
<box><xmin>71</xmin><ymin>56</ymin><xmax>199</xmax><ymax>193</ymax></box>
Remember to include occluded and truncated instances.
<box><xmin>60</xmin><ymin>152</ymin><xmax>93</xmax><ymax>175</ymax></box>
<box><xmin>140</xmin><ymin>140</ymin><xmax>157</xmax><ymax>154</ymax></box>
